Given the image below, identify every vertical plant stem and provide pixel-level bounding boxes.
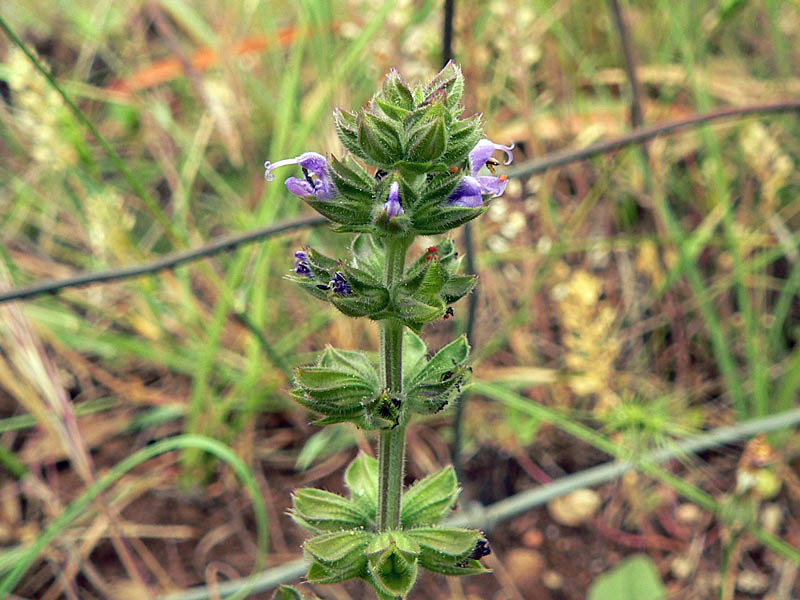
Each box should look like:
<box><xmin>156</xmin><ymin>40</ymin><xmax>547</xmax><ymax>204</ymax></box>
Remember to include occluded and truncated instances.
<box><xmin>377</xmin><ymin>237</ymin><xmax>409</xmax><ymax>532</ymax></box>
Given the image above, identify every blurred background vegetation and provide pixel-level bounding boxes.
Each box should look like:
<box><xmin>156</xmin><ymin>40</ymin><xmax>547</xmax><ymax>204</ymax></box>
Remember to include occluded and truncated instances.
<box><xmin>1</xmin><ymin>0</ymin><xmax>800</xmax><ymax>598</ymax></box>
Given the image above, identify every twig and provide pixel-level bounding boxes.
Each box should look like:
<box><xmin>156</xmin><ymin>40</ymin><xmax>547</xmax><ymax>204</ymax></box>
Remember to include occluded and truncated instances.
<box><xmin>0</xmin><ymin>216</ymin><xmax>326</xmax><ymax>304</ymax></box>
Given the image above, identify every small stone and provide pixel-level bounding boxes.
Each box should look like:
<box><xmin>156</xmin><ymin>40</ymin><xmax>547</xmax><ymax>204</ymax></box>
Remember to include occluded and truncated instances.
<box><xmin>760</xmin><ymin>503</ymin><xmax>783</xmax><ymax>534</ymax></box>
<box><xmin>542</xmin><ymin>570</ymin><xmax>563</xmax><ymax>589</ymax></box>
<box><xmin>522</xmin><ymin>529</ymin><xmax>543</xmax><ymax>547</ymax></box>
<box><xmin>675</xmin><ymin>503</ymin><xmax>702</xmax><ymax>526</ymax></box>
<box><xmin>506</xmin><ymin>549</ymin><xmax>545</xmax><ymax>590</ymax></box>
<box><xmin>670</xmin><ymin>556</ymin><xmax>694</xmax><ymax>580</ymax></box>
<box><xmin>736</xmin><ymin>570</ymin><xmax>770</xmax><ymax>594</ymax></box>
<box><xmin>547</xmin><ymin>489</ymin><xmax>601</xmax><ymax>527</ymax></box>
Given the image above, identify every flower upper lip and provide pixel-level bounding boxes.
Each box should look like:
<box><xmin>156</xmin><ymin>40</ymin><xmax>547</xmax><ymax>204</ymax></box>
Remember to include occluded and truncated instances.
<box><xmin>264</xmin><ymin>152</ymin><xmax>336</xmax><ymax>200</ymax></box>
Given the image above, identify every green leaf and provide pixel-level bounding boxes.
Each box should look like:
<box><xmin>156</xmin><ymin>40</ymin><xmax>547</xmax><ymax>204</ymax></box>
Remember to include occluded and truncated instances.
<box><xmin>401</xmin><ymin>465</ymin><xmax>460</xmax><ymax>528</ymax></box>
<box><xmin>588</xmin><ymin>555</ymin><xmax>666</xmax><ymax>600</ymax></box>
<box><xmin>330</xmin><ymin>288</ymin><xmax>391</xmax><ymax>319</ymax></box>
<box><xmin>412</xmin><ymin>335</ymin><xmax>470</xmax><ymax>385</ymax></box>
<box><xmin>318</xmin><ymin>347</ymin><xmax>379</xmax><ymax>386</ymax></box>
<box><xmin>294</xmin><ymin>367</ymin><xmax>374</xmax><ymax>394</ymax></box>
<box><xmin>329</xmin><ymin>156</ymin><xmax>375</xmax><ymax>201</ymax></box>
<box><xmin>367</xmin><ymin>533</ymin><xmax>421</xmax><ymax>597</ymax></box>
<box><xmin>306</xmin><ymin>559</ymin><xmax>367</xmax><ymax>585</ymax></box>
<box><xmin>358</xmin><ymin>111</ymin><xmax>401</xmax><ymax>166</ymax></box>
<box><xmin>419</xmin><ymin>556</ymin><xmax>490</xmax><ymax>577</ymax></box>
<box><xmin>303</xmin><ymin>530</ymin><xmax>373</xmax><ymax>569</ymax></box>
<box><xmin>402</xmin><ymin>330</ymin><xmax>428</xmax><ymax>388</ymax></box>
<box><xmin>422</xmin><ymin>60</ymin><xmax>464</xmax><ymax>112</ymax></box>
<box><xmin>344</xmin><ymin>452</ymin><xmax>379</xmax><ymax>514</ymax></box>
<box><xmin>272</xmin><ymin>585</ymin><xmax>306</xmax><ymax>600</ymax></box>
<box><xmin>406</xmin><ymin>113</ymin><xmax>447</xmax><ymax>163</ymax></box>
<box><xmin>304</xmin><ymin>197</ymin><xmax>372</xmax><ymax>227</ymax></box>
<box><xmin>441</xmin><ymin>113</ymin><xmax>483</xmax><ymax>165</ymax></box>
<box><xmin>291</xmin><ymin>488</ymin><xmax>369</xmax><ymax>532</ymax></box>
<box><xmin>405</xmin><ymin>527</ymin><xmax>480</xmax><ymax>560</ymax></box>
<box><xmin>334</xmin><ymin>108</ymin><xmax>371</xmax><ymax>162</ymax></box>
<box><xmin>351</xmin><ymin>234</ymin><xmax>386</xmax><ymax>281</ymax></box>
<box><xmin>412</xmin><ymin>204</ymin><xmax>485</xmax><ymax>235</ymax></box>
<box><xmin>441</xmin><ymin>274</ymin><xmax>477</xmax><ymax>304</ymax></box>
<box><xmin>379</xmin><ymin>68</ymin><xmax>414</xmax><ymax>111</ymax></box>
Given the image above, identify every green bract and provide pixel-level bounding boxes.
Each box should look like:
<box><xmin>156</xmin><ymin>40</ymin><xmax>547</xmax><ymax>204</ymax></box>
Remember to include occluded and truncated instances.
<box><xmin>269</xmin><ymin>63</ymin><xmax>510</xmax><ymax>598</ymax></box>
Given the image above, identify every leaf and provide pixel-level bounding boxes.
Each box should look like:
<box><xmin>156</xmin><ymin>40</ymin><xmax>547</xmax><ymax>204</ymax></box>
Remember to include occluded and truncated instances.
<box><xmin>272</xmin><ymin>585</ymin><xmax>306</xmax><ymax>600</ymax></box>
<box><xmin>411</xmin><ymin>204</ymin><xmax>484</xmax><ymax>235</ymax></box>
<box><xmin>318</xmin><ymin>347</ymin><xmax>379</xmax><ymax>387</ymax></box>
<box><xmin>588</xmin><ymin>555</ymin><xmax>666</xmax><ymax>600</ymax></box>
<box><xmin>294</xmin><ymin>367</ymin><xmax>374</xmax><ymax>395</ymax></box>
<box><xmin>367</xmin><ymin>533</ymin><xmax>421</xmax><ymax>597</ymax></box>
<box><xmin>401</xmin><ymin>465</ymin><xmax>460</xmax><ymax>528</ymax></box>
<box><xmin>291</xmin><ymin>488</ymin><xmax>369</xmax><ymax>532</ymax></box>
<box><xmin>351</xmin><ymin>234</ymin><xmax>385</xmax><ymax>281</ymax></box>
<box><xmin>402</xmin><ymin>330</ymin><xmax>428</xmax><ymax>388</ymax></box>
<box><xmin>406</xmin><ymin>113</ymin><xmax>447</xmax><ymax>163</ymax></box>
<box><xmin>405</xmin><ymin>527</ymin><xmax>480</xmax><ymax>560</ymax></box>
<box><xmin>306</xmin><ymin>559</ymin><xmax>367</xmax><ymax>585</ymax></box>
<box><xmin>344</xmin><ymin>452</ymin><xmax>379</xmax><ymax>514</ymax></box>
<box><xmin>412</xmin><ymin>335</ymin><xmax>470</xmax><ymax>386</ymax></box>
<box><xmin>303</xmin><ymin>530</ymin><xmax>373</xmax><ymax>569</ymax></box>
<box><xmin>419</xmin><ymin>555</ymin><xmax>490</xmax><ymax>577</ymax></box>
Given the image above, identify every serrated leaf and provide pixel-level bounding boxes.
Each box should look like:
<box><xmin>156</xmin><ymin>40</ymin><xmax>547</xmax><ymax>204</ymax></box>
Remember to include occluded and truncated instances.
<box><xmin>351</xmin><ymin>234</ymin><xmax>386</xmax><ymax>281</ymax></box>
<box><xmin>329</xmin><ymin>156</ymin><xmax>375</xmax><ymax>201</ymax></box>
<box><xmin>294</xmin><ymin>367</ymin><xmax>374</xmax><ymax>393</ymax></box>
<box><xmin>406</xmin><ymin>527</ymin><xmax>480</xmax><ymax>560</ymax></box>
<box><xmin>441</xmin><ymin>114</ymin><xmax>483</xmax><ymax>165</ymax></box>
<box><xmin>380</xmin><ymin>68</ymin><xmax>414</xmax><ymax>110</ymax></box>
<box><xmin>306</xmin><ymin>559</ymin><xmax>367</xmax><ymax>585</ymax></box>
<box><xmin>394</xmin><ymin>292</ymin><xmax>445</xmax><ymax>327</ymax></box>
<box><xmin>367</xmin><ymin>534</ymin><xmax>420</xmax><ymax>597</ymax></box>
<box><xmin>345</xmin><ymin>452</ymin><xmax>379</xmax><ymax>513</ymax></box>
<box><xmin>413</xmin><ymin>335</ymin><xmax>470</xmax><ymax>385</ymax></box>
<box><xmin>330</xmin><ymin>288</ymin><xmax>391</xmax><ymax>318</ymax></box>
<box><xmin>304</xmin><ymin>198</ymin><xmax>372</xmax><ymax>226</ymax></box>
<box><xmin>423</xmin><ymin>60</ymin><xmax>464</xmax><ymax>111</ymax></box>
<box><xmin>375</xmin><ymin>97</ymin><xmax>410</xmax><ymax>121</ymax></box>
<box><xmin>414</xmin><ymin>171</ymin><xmax>463</xmax><ymax>211</ymax></box>
<box><xmin>402</xmin><ymin>330</ymin><xmax>428</xmax><ymax>388</ymax></box>
<box><xmin>358</xmin><ymin>112</ymin><xmax>400</xmax><ymax>165</ymax></box>
<box><xmin>334</xmin><ymin>108</ymin><xmax>371</xmax><ymax>161</ymax></box>
<box><xmin>272</xmin><ymin>585</ymin><xmax>310</xmax><ymax>600</ymax></box>
<box><xmin>401</xmin><ymin>465</ymin><xmax>459</xmax><ymax>528</ymax></box>
<box><xmin>412</xmin><ymin>204</ymin><xmax>485</xmax><ymax>235</ymax></box>
<box><xmin>441</xmin><ymin>274</ymin><xmax>477</xmax><ymax>304</ymax></box>
<box><xmin>318</xmin><ymin>347</ymin><xmax>379</xmax><ymax>386</ymax></box>
<box><xmin>292</xmin><ymin>488</ymin><xmax>369</xmax><ymax>532</ymax></box>
<box><xmin>418</xmin><ymin>556</ymin><xmax>490</xmax><ymax>577</ymax></box>
<box><xmin>406</xmin><ymin>114</ymin><xmax>447</xmax><ymax>163</ymax></box>
<box><xmin>304</xmin><ymin>530</ymin><xmax>373</xmax><ymax>568</ymax></box>
<box><xmin>412</xmin><ymin>258</ymin><xmax>447</xmax><ymax>302</ymax></box>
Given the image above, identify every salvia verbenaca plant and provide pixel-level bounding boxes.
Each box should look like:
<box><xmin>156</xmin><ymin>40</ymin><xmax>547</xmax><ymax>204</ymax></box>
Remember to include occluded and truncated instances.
<box><xmin>264</xmin><ymin>62</ymin><xmax>512</xmax><ymax>599</ymax></box>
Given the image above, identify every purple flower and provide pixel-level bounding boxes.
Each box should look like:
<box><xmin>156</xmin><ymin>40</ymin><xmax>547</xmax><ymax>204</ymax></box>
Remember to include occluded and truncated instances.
<box><xmin>264</xmin><ymin>152</ymin><xmax>336</xmax><ymax>200</ymax></box>
<box><xmin>293</xmin><ymin>250</ymin><xmax>313</xmax><ymax>279</ymax></box>
<box><xmin>382</xmin><ymin>181</ymin><xmax>404</xmax><ymax>218</ymax></box>
<box><xmin>329</xmin><ymin>272</ymin><xmax>352</xmax><ymax>296</ymax></box>
<box><xmin>468</xmin><ymin>139</ymin><xmax>514</xmax><ymax>176</ymax></box>
<box><xmin>465</xmin><ymin>138</ymin><xmax>514</xmax><ymax>200</ymax></box>
<box><xmin>447</xmin><ymin>176</ymin><xmax>483</xmax><ymax>207</ymax></box>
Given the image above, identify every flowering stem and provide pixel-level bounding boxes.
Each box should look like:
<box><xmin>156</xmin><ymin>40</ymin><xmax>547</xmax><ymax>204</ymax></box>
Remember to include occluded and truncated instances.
<box><xmin>377</xmin><ymin>236</ymin><xmax>409</xmax><ymax>532</ymax></box>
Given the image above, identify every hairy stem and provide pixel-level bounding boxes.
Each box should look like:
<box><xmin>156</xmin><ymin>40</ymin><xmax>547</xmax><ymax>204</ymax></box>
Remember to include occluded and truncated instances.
<box><xmin>377</xmin><ymin>236</ymin><xmax>409</xmax><ymax>532</ymax></box>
